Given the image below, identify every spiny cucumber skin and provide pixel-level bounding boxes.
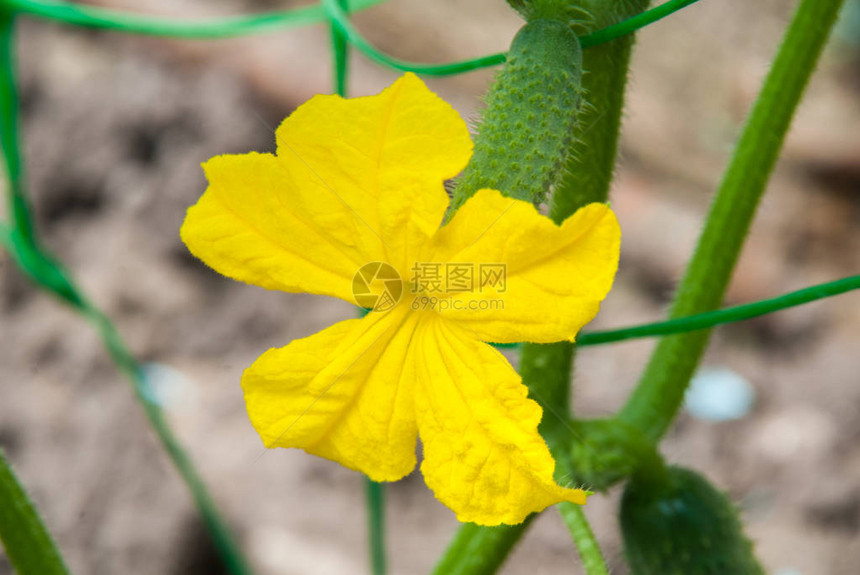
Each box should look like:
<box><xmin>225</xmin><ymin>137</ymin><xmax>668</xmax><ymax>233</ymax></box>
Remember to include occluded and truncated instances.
<box><xmin>451</xmin><ymin>19</ymin><xmax>583</xmax><ymax>212</ymax></box>
<box><xmin>621</xmin><ymin>466</ymin><xmax>766</xmax><ymax>575</ymax></box>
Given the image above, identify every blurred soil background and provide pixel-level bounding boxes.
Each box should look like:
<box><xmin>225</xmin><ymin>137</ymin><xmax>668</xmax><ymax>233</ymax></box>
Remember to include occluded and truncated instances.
<box><xmin>1</xmin><ymin>0</ymin><xmax>859</xmax><ymax>573</ymax></box>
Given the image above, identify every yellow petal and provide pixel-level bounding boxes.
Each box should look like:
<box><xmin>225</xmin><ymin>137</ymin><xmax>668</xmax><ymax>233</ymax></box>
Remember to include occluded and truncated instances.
<box><xmin>181</xmin><ymin>152</ymin><xmax>376</xmax><ymax>301</ymax></box>
<box><xmin>182</xmin><ymin>74</ymin><xmax>472</xmax><ymax>302</ymax></box>
<box><xmin>425</xmin><ymin>189</ymin><xmax>620</xmax><ymax>343</ymax></box>
<box><xmin>415</xmin><ymin>316</ymin><xmax>586</xmax><ymax>525</ymax></box>
<box><xmin>276</xmin><ymin>73</ymin><xmax>472</xmax><ymax>270</ymax></box>
<box><xmin>242</xmin><ymin>308</ymin><xmax>420</xmax><ymax>481</ymax></box>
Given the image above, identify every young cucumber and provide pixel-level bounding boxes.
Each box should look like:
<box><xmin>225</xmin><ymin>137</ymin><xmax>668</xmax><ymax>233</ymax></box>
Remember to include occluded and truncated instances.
<box><xmin>450</xmin><ymin>18</ymin><xmax>583</xmax><ymax>212</ymax></box>
<box><xmin>621</xmin><ymin>466</ymin><xmax>765</xmax><ymax>575</ymax></box>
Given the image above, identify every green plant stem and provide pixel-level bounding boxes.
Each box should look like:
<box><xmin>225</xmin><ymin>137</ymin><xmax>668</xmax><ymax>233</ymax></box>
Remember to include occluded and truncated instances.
<box><xmin>521</xmin><ymin>0</ymin><xmax>650</xmax><ymax>420</ymax></box>
<box><xmin>519</xmin><ymin>0</ymin><xmax>650</xmax><ymax>425</ymax></box>
<box><xmin>364</xmin><ymin>479</ymin><xmax>387</xmax><ymax>575</ymax></box>
<box><xmin>0</xmin><ymin>8</ymin><xmax>34</xmax><ymax>243</ymax></box>
<box><xmin>323</xmin><ymin>0</ymin><xmax>506</xmax><ymax>76</ymax></box>
<box><xmin>2</xmin><ymin>0</ymin><xmax>384</xmax><ymax>38</ymax></box>
<box><xmin>330</xmin><ymin>0</ymin><xmax>350</xmax><ymax>96</ymax></box>
<box><xmin>550</xmin><ymin>0</ymin><xmax>649</xmax><ymax>220</ymax></box>
<box><xmin>87</xmin><ymin>305</ymin><xmax>253</xmax><ymax>575</ymax></box>
<box><xmin>522</xmin><ymin>3</ymin><xmax>650</xmax><ymax>570</ymax></box>
<box><xmin>619</xmin><ymin>0</ymin><xmax>847</xmax><ymax>441</ymax></box>
<box><xmin>430</xmin><ymin>518</ymin><xmax>535</xmax><ymax>575</ymax></box>
<box><xmin>519</xmin><ymin>342</ymin><xmax>575</xmax><ymax>440</ymax></box>
<box><xmin>491</xmin><ymin>274</ymin><xmax>860</xmax><ymax>350</ymax></box>
<box><xmin>323</xmin><ymin>0</ymin><xmax>700</xmax><ymax>76</ymax></box>
<box><xmin>0</xmin><ymin>11</ymin><xmax>252</xmax><ymax>574</ymax></box>
<box><xmin>578</xmin><ymin>274</ymin><xmax>860</xmax><ymax>346</ymax></box>
<box><xmin>582</xmin><ymin>0</ymin><xmax>700</xmax><ymax>47</ymax></box>
<box><xmin>558</xmin><ymin>503</ymin><xmax>608</xmax><ymax>575</ymax></box>
<box><xmin>520</xmin><ymin>4</ymin><xmax>648</xmax><ymax>575</ymax></box>
<box><xmin>0</xmin><ymin>451</ymin><xmax>69</xmax><ymax>575</ymax></box>
<box><xmin>432</xmin><ymin>3</ymin><xmax>652</xmax><ymax>573</ymax></box>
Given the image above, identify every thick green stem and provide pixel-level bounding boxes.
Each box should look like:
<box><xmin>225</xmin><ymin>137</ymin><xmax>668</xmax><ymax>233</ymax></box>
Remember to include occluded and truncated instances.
<box><xmin>551</xmin><ymin>0</ymin><xmax>649</xmax><ymax>220</ymax></box>
<box><xmin>0</xmin><ymin>451</ymin><xmax>69</xmax><ymax>575</ymax></box>
<box><xmin>523</xmin><ymin>5</ymin><xmax>649</xmax><ymax>570</ymax></box>
<box><xmin>558</xmin><ymin>503</ymin><xmax>608</xmax><ymax>575</ymax></box>
<box><xmin>430</xmin><ymin>518</ymin><xmax>535</xmax><ymax>575</ymax></box>
<box><xmin>433</xmin><ymin>4</ymin><xmax>649</xmax><ymax>573</ymax></box>
<box><xmin>521</xmin><ymin>0</ymin><xmax>648</xmax><ymax>422</ymax></box>
<box><xmin>519</xmin><ymin>342</ymin><xmax>575</xmax><ymax>440</ymax></box>
<box><xmin>620</xmin><ymin>0</ymin><xmax>847</xmax><ymax>441</ymax></box>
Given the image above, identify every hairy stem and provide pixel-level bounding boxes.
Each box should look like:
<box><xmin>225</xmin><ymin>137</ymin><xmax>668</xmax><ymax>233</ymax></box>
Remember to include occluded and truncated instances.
<box><xmin>558</xmin><ymin>503</ymin><xmax>609</xmax><ymax>575</ymax></box>
<box><xmin>620</xmin><ymin>0</ymin><xmax>848</xmax><ymax>440</ymax></box>
<box><xmin>433</xmin><ymin>3</ymin><xmax>650</xmax><ymax>573</ymax></box>
<box><xmin>522</xmin><ymin>0</ymin><xmax>650</xmax><ymax>423</ymax></box>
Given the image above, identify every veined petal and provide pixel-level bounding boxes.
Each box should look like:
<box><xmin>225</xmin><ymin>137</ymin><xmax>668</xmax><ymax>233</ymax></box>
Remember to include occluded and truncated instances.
<box><xmin>426</xmin><ymin>189</ymin><xmax>620</xmax><ymax>343</ymax></box>
<box><xmin>242</xmin><ymin>308</ymin><xmax>420</xmax><ymax>481</ymax></box>
<box><xmin>276</xmin><ymin>73</ymin><xmax>471</xmax><ymax>270</ymax></box>
<box><xmin>182</xmin><ymin>74</ymin><xmax>471</xmax><ymax>301</ymax></box>
<box><xmin>415</xmin><ymin>316</ymin><xmax>586</xmax><ymax>525</ymax></box>
<box><xmin>181</xmin><ymin>152</ymin><xmax>377</xmax><ymax>301</ymax></box>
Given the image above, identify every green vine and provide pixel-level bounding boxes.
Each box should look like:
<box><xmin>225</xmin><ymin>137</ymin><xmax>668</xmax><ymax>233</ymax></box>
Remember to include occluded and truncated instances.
<box><xmin>0</xmin><ymin>10</ymin><xmax>252</xmax><ymax>572</ymax></box>
<box><xmin>0</xmin><ymin>451</ymin><xmax>69</xmax><ymax>575</ymax></box>
<box><xmin>1</xmin><ymin>8</ymin><xmax>32</xmax><ymax>243</ymax></box>
<box><xmin>2</xmin><ymin>0</ymin><xmax>385</xmax><ymax>38</ymax></box>
<box><xmin>577</xmin><ymin>274</ymin><xmax>860</xmax><ymax>347</ymax></box>
<box><xmin>323</xmin><ymin>0</ymin><xmax>701</xmax><ymax>76</ymax></box>
<box><xmin>620</xmin><ymin>0</ymin><xmax>849</xmax><ymax>441</ymax></box>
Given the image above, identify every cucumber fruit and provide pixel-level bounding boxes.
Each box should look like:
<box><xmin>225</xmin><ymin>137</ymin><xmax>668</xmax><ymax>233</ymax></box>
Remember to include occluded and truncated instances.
<box><xmin>451</xmin><ymin>18</ymin><xmax>584</xmax><ymax>212</ymax></box>
<box><xmin>621</xmin><ymin>466</ymin><xmax>765</xmax><ymax>575</ymax></box>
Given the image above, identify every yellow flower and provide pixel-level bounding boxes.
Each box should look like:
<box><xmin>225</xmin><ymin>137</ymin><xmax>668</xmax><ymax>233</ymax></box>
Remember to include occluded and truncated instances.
<box><xmin>181</xmin><ymin>73</ymin><xmax>620</xmax><ymax>525</ymax></box>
